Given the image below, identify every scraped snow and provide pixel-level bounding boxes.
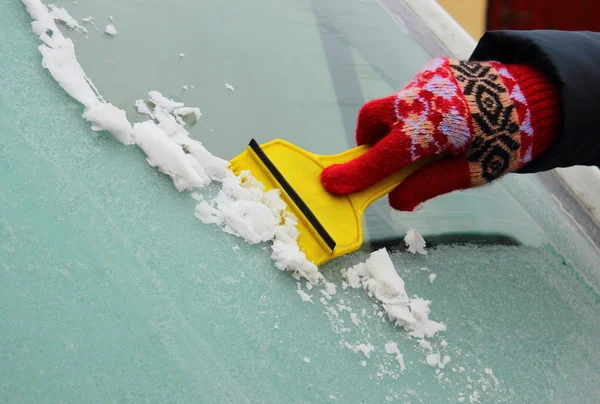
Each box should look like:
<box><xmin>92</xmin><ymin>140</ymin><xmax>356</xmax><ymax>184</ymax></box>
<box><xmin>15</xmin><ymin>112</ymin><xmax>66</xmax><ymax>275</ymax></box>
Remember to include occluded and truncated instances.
<box><xmin>342</xmin><ymin>248</ymin><xmax>445</xmax><ymax>339</ymax></box>
<box><xmin>405</xmin><ymin>228</ymin><xmax>427</xmax><ymax>255</ymax></box>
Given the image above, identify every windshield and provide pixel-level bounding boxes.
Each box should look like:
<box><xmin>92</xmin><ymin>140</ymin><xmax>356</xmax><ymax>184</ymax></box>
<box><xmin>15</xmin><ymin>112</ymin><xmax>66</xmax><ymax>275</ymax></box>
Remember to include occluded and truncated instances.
<box><xmin>2</xmin><ymin>0</ymin><xmax>599</xmax><ymax>403</ymax></box>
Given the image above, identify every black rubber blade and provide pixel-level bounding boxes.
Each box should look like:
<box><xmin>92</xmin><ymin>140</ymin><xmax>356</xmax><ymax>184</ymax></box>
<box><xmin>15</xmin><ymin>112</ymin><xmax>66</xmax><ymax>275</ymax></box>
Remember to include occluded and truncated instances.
<box><xmin>248</xmin><ymin>139</ymin><xmax>336</xmax><ymax>251</ymax></box>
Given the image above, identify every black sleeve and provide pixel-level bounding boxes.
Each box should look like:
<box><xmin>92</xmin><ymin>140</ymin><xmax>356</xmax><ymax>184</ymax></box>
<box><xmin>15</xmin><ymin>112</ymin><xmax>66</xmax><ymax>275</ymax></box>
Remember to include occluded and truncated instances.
<box><xmin>470</xmin><ymin>30</ymin><xmax>600</xmax><ymax>173</ymax></box>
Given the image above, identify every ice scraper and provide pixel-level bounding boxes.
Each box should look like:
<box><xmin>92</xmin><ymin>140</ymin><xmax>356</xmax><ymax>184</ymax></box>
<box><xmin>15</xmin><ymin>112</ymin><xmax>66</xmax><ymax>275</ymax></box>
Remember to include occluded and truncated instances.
<box><xmin>230</xmin><ymin>139</ymin><xmax>430</xmax><ymax>265</ymax></box>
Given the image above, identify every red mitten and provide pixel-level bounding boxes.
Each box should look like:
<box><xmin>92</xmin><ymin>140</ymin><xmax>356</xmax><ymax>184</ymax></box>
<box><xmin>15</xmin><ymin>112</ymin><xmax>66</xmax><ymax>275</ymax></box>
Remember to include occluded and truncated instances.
<box><xmin>321</xmin><ymin>58</ymin><xmax>560</xmax><ymax>211</ymax></box>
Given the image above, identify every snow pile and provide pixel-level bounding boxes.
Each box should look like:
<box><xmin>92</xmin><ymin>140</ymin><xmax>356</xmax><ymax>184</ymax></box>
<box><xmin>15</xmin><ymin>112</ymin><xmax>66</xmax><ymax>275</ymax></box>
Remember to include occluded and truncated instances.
<box><xmin>342</xmin><ymin>248</ymin><xmax>446</xmax><ymax>338</ymax></box>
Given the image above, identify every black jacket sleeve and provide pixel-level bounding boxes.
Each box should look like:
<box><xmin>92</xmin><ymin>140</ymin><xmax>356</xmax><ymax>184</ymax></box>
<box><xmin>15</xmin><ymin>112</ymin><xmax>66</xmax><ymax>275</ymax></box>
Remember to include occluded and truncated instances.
<box><xmin>470</xmin><ymin>30</ymin><xmax>600</xmax><ymax>173</ymax></box>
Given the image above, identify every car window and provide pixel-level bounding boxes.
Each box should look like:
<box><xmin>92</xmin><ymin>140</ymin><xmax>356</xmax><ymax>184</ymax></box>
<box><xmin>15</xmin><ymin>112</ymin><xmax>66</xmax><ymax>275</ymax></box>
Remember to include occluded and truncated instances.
<box><xmin>2</xmin><ymin>0</ymin><xmax>599</xmax><ymax>403</ymax></box>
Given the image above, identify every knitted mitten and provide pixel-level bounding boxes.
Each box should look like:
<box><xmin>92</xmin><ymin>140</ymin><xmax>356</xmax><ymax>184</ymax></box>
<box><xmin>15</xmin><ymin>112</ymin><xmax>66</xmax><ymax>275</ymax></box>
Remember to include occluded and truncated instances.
<box><xmin>321</xmin><ymin>58</ymin><xmax>560</xmax><ymax>211</ymax></box>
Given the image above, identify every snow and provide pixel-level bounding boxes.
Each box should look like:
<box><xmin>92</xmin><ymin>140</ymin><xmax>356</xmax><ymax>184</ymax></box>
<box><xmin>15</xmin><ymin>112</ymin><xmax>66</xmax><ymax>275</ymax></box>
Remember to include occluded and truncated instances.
<box><xmin>134</xmin><ymin>121</ymin><xmax>209</xmax><ymax>191</ymax></box>
<box><xmin>355</xmin><ymin>343</ymin><xmax>375</xmax><ymax>358</ymax></box>
<box><xmin>384</xmin><ymin>342</ymin><xmax>406</xmax><ymax>371</ymax></box>
<box><xmin>426</xmin><ymin>353</ymin><xmax>440</xmax><ymax>367</ymax></box>
<box><xmin>418</xmin><ymin>339</ymin><xmax>433</xmax><ymax>351</ymax></box>
<box><xmin>428</xmin><ymin>273</ymin><xmax>437</xmax><ymax>283</ymax></box>
<box><xmin>485</xmin><ymin>368</ymin><xmax>500</xmax><ymax>385</ymax></box>
<box><xmin>325</xmin><ymin>282</ymin><xmax>336</xmax><ymax>296</ymax></box>
<box><xmin>426</xmin><ymin>353</ymin><xmax>450</xmax><ymax>368</ymax></box>
<box><xmin>342</xmin><ymin>248</ymin><xmax>446</xmax><ymax>339</ymax></box>
<box><xmin>83</xmin><ymin>103</ymin><xmax>133</xmax><ymax>144</ymax></box>
<box><xmin>104</xmin><ymin>24</ymin><xmax>118</xmax><ymax>36</ymax></box>
<box><xmin>405</xmin><ymin>228</ymin><xmax>427</xmax><ymax>255</ymax></box>
<box><xmin>297</xmin><ymin>289</ymin><xmax>314</xmax><ymax>304</ymax></box>
<box><xmin>48</xmin><ymin>4</ymin><xmax>87</xmax><ymax>33</ymax></box>
<box><xmin>224</xmin><ymin>83</ymin><xmax>235</xmax><ymax>92</ymax></box>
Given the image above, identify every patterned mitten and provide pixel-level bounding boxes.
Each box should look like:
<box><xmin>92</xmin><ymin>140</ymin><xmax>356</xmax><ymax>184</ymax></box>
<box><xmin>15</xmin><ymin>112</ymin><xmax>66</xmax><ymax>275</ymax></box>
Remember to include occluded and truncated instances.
<box><xmin>321</xmin><ymin>58</ymin><xmax>560</xmax><ymax>211</ymax></box>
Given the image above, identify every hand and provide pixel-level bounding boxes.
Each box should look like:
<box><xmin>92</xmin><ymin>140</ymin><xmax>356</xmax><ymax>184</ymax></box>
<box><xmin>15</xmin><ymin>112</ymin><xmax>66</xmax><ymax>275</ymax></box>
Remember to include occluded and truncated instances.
<box><xmin>321</xmin><ymin>58</ymin><xmax>559</xmax><ymax>211</ymax></box>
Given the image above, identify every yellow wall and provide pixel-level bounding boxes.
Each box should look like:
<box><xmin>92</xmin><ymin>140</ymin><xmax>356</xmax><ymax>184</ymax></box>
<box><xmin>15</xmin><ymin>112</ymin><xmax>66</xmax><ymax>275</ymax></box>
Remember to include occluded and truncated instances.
<box><xmin>436</xmin><ymin>0</ymin><xmax>487</xmax><ymax>40</ymax></box>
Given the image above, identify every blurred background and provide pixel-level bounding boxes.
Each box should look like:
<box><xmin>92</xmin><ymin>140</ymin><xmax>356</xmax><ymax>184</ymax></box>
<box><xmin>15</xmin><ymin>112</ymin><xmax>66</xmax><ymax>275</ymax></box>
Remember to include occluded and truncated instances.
<box><xmin>437</xmin><ymin>0</ymin><xmax>599</xmax><ymax>40</ymax></box>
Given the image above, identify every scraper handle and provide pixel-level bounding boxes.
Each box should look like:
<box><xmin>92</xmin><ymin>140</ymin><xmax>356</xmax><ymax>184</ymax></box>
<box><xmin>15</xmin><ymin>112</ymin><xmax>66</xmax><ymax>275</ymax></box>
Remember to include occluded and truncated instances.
<box><xmin>318</xmin><ymin>146</ymin><xmax>435</xmax><ymax>212</ymax></box>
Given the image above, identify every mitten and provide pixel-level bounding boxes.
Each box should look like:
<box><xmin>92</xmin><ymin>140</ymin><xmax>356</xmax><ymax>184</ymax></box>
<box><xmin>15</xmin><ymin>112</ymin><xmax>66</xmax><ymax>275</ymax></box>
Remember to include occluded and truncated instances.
<box><xmin>321</xmin><ymin>58</ymin><xmax>560</xmax><ymax>211</ymax></box>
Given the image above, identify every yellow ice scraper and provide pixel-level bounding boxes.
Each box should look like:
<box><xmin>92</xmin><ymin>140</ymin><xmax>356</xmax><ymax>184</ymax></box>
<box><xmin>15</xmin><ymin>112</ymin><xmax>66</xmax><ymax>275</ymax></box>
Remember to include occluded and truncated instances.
<box><xmin>230</xmin><ymin>139</ymin><xmax>430</xmax><ymax>266</ymax></box>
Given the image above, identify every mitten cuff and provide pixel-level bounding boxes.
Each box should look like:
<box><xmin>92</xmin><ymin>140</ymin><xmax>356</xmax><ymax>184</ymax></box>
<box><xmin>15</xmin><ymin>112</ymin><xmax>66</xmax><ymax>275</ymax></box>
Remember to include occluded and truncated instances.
<box><xmin>504</xmin><ymin>64</ymin><xmax>560</xmax><ymax>164</ymax></box>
